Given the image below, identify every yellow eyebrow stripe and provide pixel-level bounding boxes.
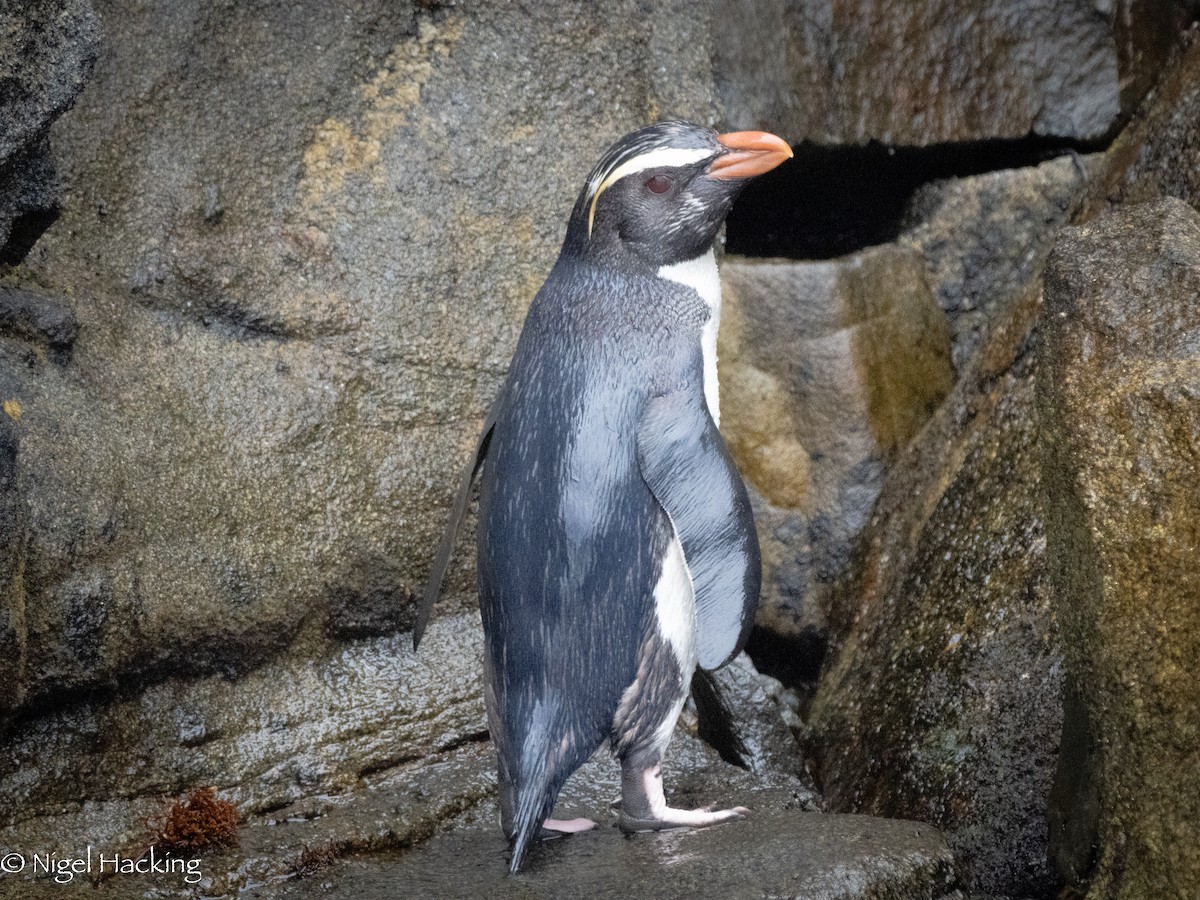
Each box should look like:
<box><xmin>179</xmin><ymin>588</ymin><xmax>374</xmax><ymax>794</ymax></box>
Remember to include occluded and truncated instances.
<box><xmin>587</xmin><ymin>146</ymin><xmax>712</xmax><ymax>236</ymax></box>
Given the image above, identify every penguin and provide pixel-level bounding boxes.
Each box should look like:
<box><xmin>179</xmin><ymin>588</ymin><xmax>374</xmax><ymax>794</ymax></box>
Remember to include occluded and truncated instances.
<box><xmin>416</xmin><ymin>121</ymin><xmax>792</xmax><ymax>873</ymax></box>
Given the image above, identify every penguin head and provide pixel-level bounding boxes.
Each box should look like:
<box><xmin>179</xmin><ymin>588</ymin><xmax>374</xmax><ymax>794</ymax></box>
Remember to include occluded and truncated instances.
<box><xmin>566</xmin><ymin>121</ymin><xmax>792</xmax><ymax>268</ymax></box>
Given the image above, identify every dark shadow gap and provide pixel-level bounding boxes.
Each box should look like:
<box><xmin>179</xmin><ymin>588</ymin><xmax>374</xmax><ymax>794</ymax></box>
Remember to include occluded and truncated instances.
<box><xmin>745</xmin><ymin>624</ymin><xmax>827</xmax><ymax>688</ymax></box>
<box><xmin>724</xmin><ymin>135</ymin><xmax>1104</xmax><ymax>260</ymax></box>
<box><xmin>0</xmin><ymin>205</ymin><xmax>60</xmax><ymax>266</ymax></box>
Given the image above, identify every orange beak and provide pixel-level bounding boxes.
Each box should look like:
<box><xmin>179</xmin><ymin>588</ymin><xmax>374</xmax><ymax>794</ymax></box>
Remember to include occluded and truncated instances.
<box><xmin>708</xmin><ymin>131</ymin><xmax>793</xmax><ymax>180</ymax></box>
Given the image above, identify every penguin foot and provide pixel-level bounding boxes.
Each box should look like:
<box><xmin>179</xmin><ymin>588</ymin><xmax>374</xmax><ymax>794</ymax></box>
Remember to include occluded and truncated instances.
<box><xmin>542</xmin><ymin>817</ymin><xmax>598</xmax><ymax>835</ymax></box>
<box><xmin>617</xmin><ymin>763</ymin><xmax>749</xmax><ymax>833</ymax></box>
<box><xmin>617</xmin><ymin>804</ymin><xmax>749</xmax><ymax>833</ymax></box>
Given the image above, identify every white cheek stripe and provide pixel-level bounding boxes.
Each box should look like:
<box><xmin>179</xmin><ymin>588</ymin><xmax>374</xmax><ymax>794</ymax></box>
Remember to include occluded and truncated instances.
<box><xmin>587</xmin><ymin>146</ymin><xmax>712</xmax><ymax>236</ymax></box>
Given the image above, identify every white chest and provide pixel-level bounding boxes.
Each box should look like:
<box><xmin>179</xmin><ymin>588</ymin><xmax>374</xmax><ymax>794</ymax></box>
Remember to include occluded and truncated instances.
<box><xmin>656</xmin><ymin>249</ymin><xmax>722</xmax><ymax>426</ymax></box>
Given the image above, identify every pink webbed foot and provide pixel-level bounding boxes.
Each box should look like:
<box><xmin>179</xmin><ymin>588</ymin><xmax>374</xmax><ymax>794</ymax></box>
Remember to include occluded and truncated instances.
<box><xmin>541</xmin><ymin>816</ymin><xmax>598</xmax><ymax>836</ymax></box>
<box><xmin>616</xmin><ymin>763</ymin><xmax>749</xmax><ymax>833</ymax></box>
<box><xmin>617</xmin><ymin>804</ymin><xmax>749</xmax><ymax>833</ymax></box>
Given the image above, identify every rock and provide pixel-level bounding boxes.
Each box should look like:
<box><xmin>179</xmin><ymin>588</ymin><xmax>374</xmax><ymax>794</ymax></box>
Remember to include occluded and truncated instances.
<box><xmin>1039</xmin><ymin>198</ymin><xmax>1200</xmax><ymax>898</ymax></box>
<box><xmin>806</xmin><ymin>282</ymin><xmax>1064</xmax><ymax>897</ymax></box>
<box><xmin>271</xmin><ymin>804</ymin><xmax>964</xmax><ymax>900</ymax></box>
<box><xmin>1083</xmin><ymin>28</ymin><xmax>1200</xmax><ymax>218</ymax></box>
<box><xmin>0</xmin><ymin>612</ymin><xmax>487</xmax><ymax>853</ymax></box>
<box><xmin>688</xmin><ymin>652</ymin><xmax>814</xmax><ymax>780</ymax></box>
<box><xmin>0</xmin><ymin>0</ymin><xmax>1188</xmax><ymax>890</ymax></box>
<box><xmin>0</xmin><ymin>631</ymin><xmax>817</xmax><ymax>896</ymax></box>
<box><xmin>720</xmin><ymin>247</ymin><xmax>955</xmax><ymax>643</ymax></box>
<box><xmin>0</xmin><ymin>0</ymin><xmax>720</xmax><ymax>721</ymax></box>
<box><xmin>0</xmin><ymin>138</ymin><xmax>60</xmax><ymax>265</ymax></box>
<box><xmin>715</xmin><ymin>0</ymin><xmax>1120</xmax><ymax>145</ymax></box>
<box><xmin>1104</xmin><ymin>0</ymin><xmax>1199</xmax><ymax>116</ymax></box>
<box><xmin>0</xmin><ymin>0</ymin><xmax>100</xmax><ymax>164</ymax></box>
<box><xmin>899</xmin><ymin>155</ymin><xmax>1090</xmax><ymax>369</ymax></box>
<box><xmin>722</xmin><ymin>157</ymin><xmax>1093</xmax><ymax>653</ymax></box>
<box><xmin>0</xmin><ymin>398</ymin><xmax>27</xmax><ymax>708</ymax></box>
<box><xmin>0</xmin><ymin>286</ymin><xmax>78</xmax><ymax>358</ymax></box>
<box><xmin>2</xmin><ymin>740</ymin><xmax>502</xmax><ymax>899</ymax></box>
<box><xmin>0</xmin><ymin>0</ymin><xmax>101</xmax><ymax>259</ymax></box>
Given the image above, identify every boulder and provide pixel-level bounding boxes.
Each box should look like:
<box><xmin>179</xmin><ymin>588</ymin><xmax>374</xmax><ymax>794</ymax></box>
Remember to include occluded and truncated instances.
<box><xmin>806</xmin><ymin>282</ymin><xmax>1063</xmax><ymax>897</ymax></box>
<box><xmin>1039</xmin><ymin>198</ymin><xmax>1200</xmax><ymax>898</ymax></box>
<box><xmin>899</xmin><ymin>155</ymin><xmax>1090</xmax><ymax>369</ymax></box>
<box><xmin>721</xmin><ymin>156</ymin><xmax>1088</xmax><ymax>650</ymax></box>
<box><xmin>1082</xmin><ymin>28</ymin><xmax>1200</xmax><ymax>219</ymax></box>
<box><xmin>720</xmin><ymin>247</ymin><xmax>955</xmax><ymax>643</ymax></box>
<box><xmin>715</xmin><ymin>0</ymin><xmax>1119</xmax><ymax>145</ymax></box>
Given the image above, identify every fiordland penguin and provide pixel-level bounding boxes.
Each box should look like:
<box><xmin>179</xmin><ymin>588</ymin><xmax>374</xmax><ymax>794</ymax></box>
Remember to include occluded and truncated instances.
<box><xmin>416</xmin><ymin>121</ymin><xmax>792</xmax><ymax>872</ymax></box>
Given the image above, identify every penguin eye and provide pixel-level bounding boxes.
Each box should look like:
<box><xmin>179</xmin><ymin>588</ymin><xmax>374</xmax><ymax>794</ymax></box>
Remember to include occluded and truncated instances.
<box><xmin>645</xmin><ymin>174</ymin><xmax>673</xmax><ymax>194</ymax></box>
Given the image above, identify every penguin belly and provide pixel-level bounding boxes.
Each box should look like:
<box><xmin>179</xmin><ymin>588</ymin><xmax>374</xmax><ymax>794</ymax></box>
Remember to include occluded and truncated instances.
<box><xmin>611</xmin><ymin>528</ymin><xmax>697</xmax><ymax>766</ymax></box>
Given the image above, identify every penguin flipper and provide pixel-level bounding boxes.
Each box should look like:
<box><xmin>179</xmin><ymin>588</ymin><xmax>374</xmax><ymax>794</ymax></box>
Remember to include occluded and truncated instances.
<box><xmin>636</xmin><ymin>390</ymin><xmax>761</xmax><ymax>670</ymax></box>
<box><xmin>413</xmin><ymin>410</ymin><xmax>497</xmax><ymax>650</ymax></box>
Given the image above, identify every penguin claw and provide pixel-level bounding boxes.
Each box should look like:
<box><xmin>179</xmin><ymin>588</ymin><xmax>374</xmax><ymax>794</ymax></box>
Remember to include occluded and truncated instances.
<box><xmin>617</xmin><ymin>805</ymin><xmax>749</xmax><ymax>834</ymax></box>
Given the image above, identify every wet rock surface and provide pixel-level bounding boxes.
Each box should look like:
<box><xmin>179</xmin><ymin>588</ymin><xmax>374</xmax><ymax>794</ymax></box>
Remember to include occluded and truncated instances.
<box><xmin>2</xmin><ymin>650</ymin><xmax>821</xmax><ymax>897</ymax></box>
<box><xmin>0</xmin><ymin>612</ymin><xmax>486</xmax><ymax>863</ymax></box>
<box><xmin>1083</xmin><ymin>27</ymin><xmax>1200</xmax><ymax>218</ymax></box>
<box><xmin>899</xmin><ymin>156</ymin><xmax>1088</xmax><ymax>369</ymax></box>
<box><xmin>1039</xmin><ymin>198</ymin><xmax>1200</xmax><ymax>899</ymax></box>
<box><xmin>722</xmin><ymin>156</ymin><xmax>1087</xmax><ymax>657</ymax></box>
<box><xmin>273</xmin><ymin>803</ymin><xmax>963</xmax><ymax>900</ymax></box>
<box><xmin>0</xmin><ymin>0</ymin><xmax>720</xmax><ymax>722</ymax></box>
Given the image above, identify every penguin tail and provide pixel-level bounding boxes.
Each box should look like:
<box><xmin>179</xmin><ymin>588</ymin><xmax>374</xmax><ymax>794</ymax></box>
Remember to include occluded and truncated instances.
<box><xmin>507</xmin><ymin>778</ymin><xmax>551</xmax><ymax>874</ymax></box>
<box><xmin>504</xmin><ymin>697</ymin><xmax>570</xmax><ymax>874</ymax></box>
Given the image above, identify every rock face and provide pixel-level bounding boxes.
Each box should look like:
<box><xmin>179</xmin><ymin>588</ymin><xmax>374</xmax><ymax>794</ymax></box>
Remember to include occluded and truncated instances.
<box><xmin>0</xmin><ymin>0</ymin><xmax>730</xmax><ymax>862</ymax></box>
<box><xmin>1039</xmin><ymin>198</ymin><xmax>1200</xmax><ymax>899</ymax></box>
<box><xmin>1</xmin><ymin>0</ymin><xmax>721</xmax><ymax>724</ymax></box>
<box><xmin>0</xmin><ymin>0</ymin><xmax>101</xmax><ymax>260</ymax></box>
<box><xmin>1088</xmin><ymin>29</ymin><xmax>1200</xmax><ymax>216</ymax></box>
<box><xmin>1</xmin><ymin>0</ymin><xmax>1198</xmax><ymax>896</ymax></box>
<box><xmin>722</xmin><ymin>156</ymin><xmax>1086</xmax><ymax>652</ymax></box>
<box><xmin>715</xmin><ymin>0</ymin><xmax>1120</xmax><ymax>145</ymax></box>
<box><xmin>720</xmin><ymin>163</ymin><xmax>1085</xmax><ymax>900</ymax></box>
<box><xmin>900</xmin><ymin>156</ymin><xmax>1089</xmax><ymax>369</ymax></box>
<box><xmin>720</xmin><ymin>248</ymin><xmax>955</xmax><ymax>642</ymax></box>
<box><xmin>806</xmin><ymin>283</ymin><xmax>1063</xmax><ymax>897</ymax></box>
